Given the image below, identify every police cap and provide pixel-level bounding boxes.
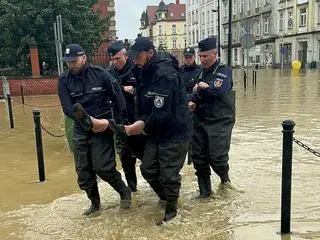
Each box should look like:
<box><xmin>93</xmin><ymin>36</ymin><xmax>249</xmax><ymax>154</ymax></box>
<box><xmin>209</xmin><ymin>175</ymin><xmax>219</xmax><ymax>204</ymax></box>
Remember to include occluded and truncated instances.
<box><xmin>61</xmin><ymin>44</ymin><xmax>85</xmax><ymax>61</ymax></box>
<box><xmin>127</xmin><ymin>37</ymin><xmax>155</xmax><ymax>58</ymax></box>
<box><xmin>107</xmin><ymin>40</ymin><xmax>125</xmax><ymax>57</ymax></box>
<box><xmin>198</xmin><ymin>37</ymin><xmax>217</xmax><ymax>52</ymax></box>
<box><xmin>183</xmin><ymin>47</ymin><xmax>195</xmax><ymax>56</ymax></box>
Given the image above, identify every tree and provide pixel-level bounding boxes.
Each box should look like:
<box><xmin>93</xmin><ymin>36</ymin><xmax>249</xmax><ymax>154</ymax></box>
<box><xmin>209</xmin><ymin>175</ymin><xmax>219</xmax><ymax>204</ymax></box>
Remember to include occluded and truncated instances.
<box><xmin>0</xmin><ymin>0</ymin><xmax>114</xmax><ymax>75</ymax></box>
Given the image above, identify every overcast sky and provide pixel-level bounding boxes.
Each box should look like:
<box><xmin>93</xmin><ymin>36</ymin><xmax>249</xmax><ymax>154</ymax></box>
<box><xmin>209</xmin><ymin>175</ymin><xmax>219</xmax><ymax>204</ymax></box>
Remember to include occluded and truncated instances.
<box><xmin>115</xmin><ymin>0</ymin><xmax>186</xmax><ymax>40</ymax></box>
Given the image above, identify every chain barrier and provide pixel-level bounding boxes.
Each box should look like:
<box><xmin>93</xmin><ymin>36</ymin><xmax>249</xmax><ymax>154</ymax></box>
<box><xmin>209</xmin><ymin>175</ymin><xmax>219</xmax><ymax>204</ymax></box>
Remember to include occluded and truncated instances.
<box><xmin>11</xmin><ymin>97</ymin><xmax>61</xmax><ymax>108</ymax></box>
<box><xmin>293</xmin><ymin>137</ymin><xmax>320</xmax><ymax>157</ymax></box>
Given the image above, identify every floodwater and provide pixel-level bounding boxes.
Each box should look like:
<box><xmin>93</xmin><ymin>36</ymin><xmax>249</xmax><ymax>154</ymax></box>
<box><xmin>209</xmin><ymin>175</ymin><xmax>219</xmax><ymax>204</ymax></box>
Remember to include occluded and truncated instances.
<box><xmin>0</xmin><ymin>69</ymin><xmax>319</xmax><ymax>240</ymax></box>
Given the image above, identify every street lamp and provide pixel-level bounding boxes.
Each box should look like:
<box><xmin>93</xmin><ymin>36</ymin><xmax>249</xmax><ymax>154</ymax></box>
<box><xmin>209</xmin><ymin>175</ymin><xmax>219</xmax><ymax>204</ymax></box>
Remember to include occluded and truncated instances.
<box><xmin>212</xmin><ymin>0</ymin><xmax>220</xmax><ymax>58</ymax></box>
<box><xmin>227</xmin><ymin>0</ymin><xmax>232</xmax><ymax>66</ymax></box>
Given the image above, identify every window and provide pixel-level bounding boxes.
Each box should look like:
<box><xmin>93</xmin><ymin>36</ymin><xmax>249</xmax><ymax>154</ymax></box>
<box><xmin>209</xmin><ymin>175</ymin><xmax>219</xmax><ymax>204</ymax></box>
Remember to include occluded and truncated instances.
<box><xmin>256</xmin><ymin>19</ymin><xmax>260</xmax><ymax>35</ymax></box>
<box><xmin>224</xmin><ymin>28</ymin><xmax>228</xmax><ymax>43</ymax></box>
<box><xmin>279</xmin><ymin>12</ymin><xmax>283</xmax><ymax>31</ymax></box>
<box><xmin>181</xmin><ymin>12</ymin><xmax>185</xmax><ymax>17</ymax></box>
<box><xmin>170</xmin><ymin>12</ymin><xmax>174</xmax><ymax>18</ymax></box>
<box><xmin>234</xmin><ymin>48</ymin><xmax>238</xmax><ymax>62</ymax></box>
<box><xmin>299</xmin><ymin>8</ymin><xmax>306</xmax><ymax>27</ymax></box>
<box><xmin>256</xmin><ymin>0</ymin><xmax>260</xmax><ymax>8</ymax></box>
<box><xmin>264</xmin><ymin>16</ymin><xmax>269</xmax><ymax>34</ymax></box>
<box><xmin>184</xmin><ymin>39</ymin><xmax>187</xmax><ymax>47</ymax></box>
<box><xmin>159</xmin><ymin>25</ymin><xmax>162</xmax><ymax>35</ymax></box>
<box><xmin>172</xmin><ymin>24</ymin><xmax>177</xmax><ymax>34</ymax></box>
<box><xmin>318</xmin><ymin>5</ymin><xmax>320</xmax><ymax>24</ymax></box>
<box><xmin>233</xmin><ymin>26</ymin><xmax>238</xmax><ymax>40</ymax></box>
<box><xmin>318</xmin><ymin>41</ymin><xmax>320</xmax><ymax>61</ymax></box>
<box><xmin>288</xmin><ymin>11</ymin><xmax>293</xmax><ymax>29</ymax></box>
<box><xmin>173</xmin><ymin>39</ymin><xmax>177</xmax><ymax>49</ymax></box>
<box><xmin>247</xmin><ymin>0</ymin><xmax>252</xmax><ymax>11</ymax></box>
<box><xmin>240</xmin><ymin>0</ymin><xmax>244</xmax><ymax>12</ymax></box>
<box><xmin>233</xmin><ymin>0</ymin><xmax>237</xmax><ymax>15</ymax></box>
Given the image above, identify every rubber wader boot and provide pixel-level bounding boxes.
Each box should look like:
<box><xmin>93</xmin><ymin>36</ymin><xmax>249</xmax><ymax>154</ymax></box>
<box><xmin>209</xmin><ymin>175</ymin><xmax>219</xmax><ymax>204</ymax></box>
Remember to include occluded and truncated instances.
<box><xmin>83</xmin><ymin>186</ymin><xmax>101</xmax><ymax>216</ymax></box>
<box><xmin>72</xmin><ymin>103</ymin><xmax>93</xmax><ymax>131</ymax></box>
<box><xmin>197</xmin><ymin>176</ymin><xmax>212</xmax><ymax>198</ymax></box>
<box><xmin>120</xmin><ymin>186</ymin><xmax>132</xmax><ymax>209</ymax></box>
<box><xmin>126</xmin><ymin>177</ymin><xmax>137</xmax><ymax>193</ymax></box>
<box><xmin>108</xmin><ymin>119</ymin><xmax>128</xmax><ymax>152</ymax></box>
<box><xmin>156</xmin><ymin>199</ymin><xmax>178</xmax><ymax>225</ymax></box>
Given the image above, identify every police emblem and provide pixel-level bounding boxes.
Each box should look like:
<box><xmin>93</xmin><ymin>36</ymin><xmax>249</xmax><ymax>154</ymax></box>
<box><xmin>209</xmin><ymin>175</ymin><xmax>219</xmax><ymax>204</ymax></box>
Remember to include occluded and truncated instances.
<box><xmin>214</xmin><ymin>79</ymin><xmax>223</xmax><ymax>88</ymax></box>
<box><xmin>154</xmin><ymin>96</ymin><xmax>164</xmax><ymax>108</ymax></box>
<box><xmin>65</xmin><ymin>48</ymin><xmax>70</xmax><ymax>54</ymax></box>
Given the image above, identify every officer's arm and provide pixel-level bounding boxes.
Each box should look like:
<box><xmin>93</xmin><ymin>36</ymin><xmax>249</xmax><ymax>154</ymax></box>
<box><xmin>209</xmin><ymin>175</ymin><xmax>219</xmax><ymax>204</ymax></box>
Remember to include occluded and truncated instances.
<box><xmin>58</xmin><ymin>76</ymin><xmax>75</xmax><ymax>120</ymax></box>
<box><xmin>104</xmin><ymin>71</ymin><xmax>127</xmax><ymax>123</ymax></box>
<box><xmin>203</xmin><ymin>67</ymin><xmax>232</xmax><ymax>97</ymax></box>
<box><xmin>143</xmin><ymin>71</ymin><xmax>177</xmax><ymax>133</ymax></box>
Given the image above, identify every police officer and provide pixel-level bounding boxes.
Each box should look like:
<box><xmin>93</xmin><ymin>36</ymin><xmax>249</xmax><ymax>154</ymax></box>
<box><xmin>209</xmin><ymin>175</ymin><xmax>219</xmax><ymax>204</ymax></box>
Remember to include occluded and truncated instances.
<box><xmin>181</xmin><ymin>47</ymin><xmax>201</xmax><ymax>101</ymax></box>
<box><xmin>125</xmin><ymin>37</ymin><xmax>192</xmax><ymax>225</ymax></box>
<box><xmin>180</xmin><ymin>47</ymin><xmax>201</xmax><ymax>165</ymax></box>
<box><xmin>189</xmin><ymin>37</ymin><xmax>236</xmax><ymax>198</ymax></box>
<box><xmin>58</xmin><ymin>44</ymin><xmax>132</xmax><ymax>216</ymax></box>
<box><xmin>106</xmin><ymin>40</ymin><xmax>143</xmax><ymax>192</ymax></box>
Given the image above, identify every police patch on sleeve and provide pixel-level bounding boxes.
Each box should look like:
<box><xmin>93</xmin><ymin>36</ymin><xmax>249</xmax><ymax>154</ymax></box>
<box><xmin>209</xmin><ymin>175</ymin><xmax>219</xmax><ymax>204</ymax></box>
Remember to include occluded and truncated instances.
<box><xmin>213</xmin><ymin>78</ymin><xmax>223</xmax><ymax>88</ymax></box>
<box><xmin>154</xmin><ymin>96</ymin><xmax>164</xmax><ymax>108</ymax></box>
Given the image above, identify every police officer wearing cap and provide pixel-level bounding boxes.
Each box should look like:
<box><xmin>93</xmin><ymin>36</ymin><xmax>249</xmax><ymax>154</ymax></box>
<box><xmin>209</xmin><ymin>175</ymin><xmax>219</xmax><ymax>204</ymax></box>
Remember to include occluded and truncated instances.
<box><xmin>124</xmin><ymin>37</ymin><xmax>192</xmax><ymax>225</ymax></box>
<box><xmin>181</xmin><ymin>47</ymin><xmax>201</xmax><ymax>100</ymax></box>
<box><xmin>189</xmin><ymin>37</ymin><xmax>236</xmax><ymax>198</ymax></box>
<box><xmin>106</xmin><ymin>40</ymin><xmax>144</xmax><ymax>192</ymax></box>
<box><xmin>180</xmin><ymin>47</ymin><xmax>201</xmax><ymax>165</ymax></box>
<box><xmin>58</xmin><ymin>43</ymin><xmax>132</xmax><ymax>216</ymax></box>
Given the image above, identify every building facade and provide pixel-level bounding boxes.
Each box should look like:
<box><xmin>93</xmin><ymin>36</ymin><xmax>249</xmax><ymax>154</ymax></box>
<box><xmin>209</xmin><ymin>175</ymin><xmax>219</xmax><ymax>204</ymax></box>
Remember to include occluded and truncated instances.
<box><xmin>187</xmin><ymin>0</ymin><xmax>320</xmax><ymax>67</ymax></box>
<box><xmin>186</xmin><ymin>0</ymin><xmax>220</xmax><ymax>60</ymax></box>
<box><xmin>139</xmin><ymin>0</ymin><xmax>187</xmax><ymax>62</ymax></box>
<box><xmin>92</xmin><ymin>0</ymin><xmax>117</xmax><ymax>66</ymax></box>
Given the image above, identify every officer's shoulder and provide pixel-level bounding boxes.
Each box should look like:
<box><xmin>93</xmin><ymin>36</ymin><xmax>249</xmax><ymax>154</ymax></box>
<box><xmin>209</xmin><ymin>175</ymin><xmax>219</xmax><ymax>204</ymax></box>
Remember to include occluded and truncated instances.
<box><xmin>59</xmin><ymin>72</ymin><xmax>68</xmax><ymax>82</ymax></box>
<box><xmin>90</xmin><ymin>64</ymin><xmax>107</xmax><ymax>72</ymax></box>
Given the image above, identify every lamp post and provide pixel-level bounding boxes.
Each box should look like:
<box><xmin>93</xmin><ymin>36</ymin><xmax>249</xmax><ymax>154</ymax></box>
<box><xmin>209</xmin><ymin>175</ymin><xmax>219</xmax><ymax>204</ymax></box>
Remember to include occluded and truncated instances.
<box><xmin>212</xmin><ymin>0</ymin><xmax>220</xmax><ymax>58</ymax></box>
<box><xmin>227</xmin><ymin>0</ymin><xmax>232</xmax><ymax>66</ymax></box>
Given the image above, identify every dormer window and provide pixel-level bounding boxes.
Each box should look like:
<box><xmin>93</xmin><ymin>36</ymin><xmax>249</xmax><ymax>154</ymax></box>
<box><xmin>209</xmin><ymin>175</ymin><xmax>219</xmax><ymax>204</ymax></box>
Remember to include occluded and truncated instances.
<box><xmin>170</xmin><ymin>12</ymin><xmax>174</xmax><ymax>17</ymax></box>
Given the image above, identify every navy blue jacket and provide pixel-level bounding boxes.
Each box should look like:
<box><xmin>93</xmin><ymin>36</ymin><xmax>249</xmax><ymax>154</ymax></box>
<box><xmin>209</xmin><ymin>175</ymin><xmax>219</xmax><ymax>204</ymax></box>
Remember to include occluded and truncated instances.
<box><xmin>107</xmin><ymin>58</ymin><xmax>138</xmax><ymax>123</ymax></box>
<box><xmin>135</xmin><ymin>54</ymin><xmax>192</xmax><ymax>142</ymax></box>
<box><xmin>58</xmin><ymin>64</ymin><xmax>127</xmax><ymax>126</ymax></box>
<box><xmin>192</xmin><ymin>61</ymin><xmax>235</xmax><ymax>124</ymax></box>
<box><xmin>180</xmin><ymin>62</ymin><xmax>201</xmax><ymax>101</ymax></box>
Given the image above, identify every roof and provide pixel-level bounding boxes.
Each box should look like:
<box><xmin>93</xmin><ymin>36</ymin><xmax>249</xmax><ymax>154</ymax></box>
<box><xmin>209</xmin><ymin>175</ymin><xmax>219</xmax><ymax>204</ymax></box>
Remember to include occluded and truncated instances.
<box><xmin>145</xmin><ymin>2</ymin><xmax>185</xmax><ymax>26</ymax></box>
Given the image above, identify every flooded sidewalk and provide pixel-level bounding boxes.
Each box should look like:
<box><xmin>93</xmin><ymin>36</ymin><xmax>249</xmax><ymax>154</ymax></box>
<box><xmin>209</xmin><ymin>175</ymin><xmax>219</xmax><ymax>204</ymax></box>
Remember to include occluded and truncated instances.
<box><xmin>0</xmin><ymin>69</ymin><xmax>320</xmax><ymax>239</ymax></box>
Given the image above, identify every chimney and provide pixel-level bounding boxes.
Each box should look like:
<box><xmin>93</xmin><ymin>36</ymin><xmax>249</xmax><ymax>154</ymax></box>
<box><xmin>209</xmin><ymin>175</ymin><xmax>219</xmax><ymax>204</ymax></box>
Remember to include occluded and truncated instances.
<box><xmin>176</xmin><ymin>0</ymin><xmax>180</xmax><ymax>4</ymax></box>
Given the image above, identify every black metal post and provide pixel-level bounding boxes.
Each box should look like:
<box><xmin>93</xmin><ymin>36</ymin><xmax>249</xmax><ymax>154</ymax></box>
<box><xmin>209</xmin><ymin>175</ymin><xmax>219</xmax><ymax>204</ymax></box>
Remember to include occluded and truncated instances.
<box><xmin>243</xmin><ymin>70</ymin><xmax>247</xmax><ymax>88</ymax></box>
<box><xmin>6</xmin><ymin>94</ymin><xmax>14</xmax><ymax>129</ymax></box>
<box><xmin>20</xmin><ymin>85</ymin><xmax>25</xmax><ymax>104</ymax></box>
<box><xmin>281</xmin><ymin>119</ymin><xmax>295</xmax><ymax>234</ymax></box>
<box><xmin>227</xmin><ymin>0</ymin><xmax>232</xmax><ymax>66</ymax></box>
<box><xmin>33</xmin><ymin>108</ymin><xmax>45</xmax><ymax>182</ymax></box>
<box><xmin>217</xmin><ymin>0</ymin><xmax>220</xmax><ymax>58</ymax></box>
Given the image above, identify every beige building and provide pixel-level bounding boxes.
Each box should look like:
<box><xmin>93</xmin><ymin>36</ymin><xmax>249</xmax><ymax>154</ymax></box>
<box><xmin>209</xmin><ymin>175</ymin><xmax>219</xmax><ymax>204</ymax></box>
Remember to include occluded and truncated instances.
<box><xmin>139</xmin><ymin>0</ymin><xmax>187</xmax><ymax>62</ymax></box>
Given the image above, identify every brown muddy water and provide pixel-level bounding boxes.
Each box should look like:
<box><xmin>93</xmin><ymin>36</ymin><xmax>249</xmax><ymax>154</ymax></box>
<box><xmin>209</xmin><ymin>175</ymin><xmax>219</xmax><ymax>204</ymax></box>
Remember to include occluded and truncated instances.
<box><xmin>0</xmin><ymin>69</ymin><xmax>319</xmax><ymax>240</ymax></box>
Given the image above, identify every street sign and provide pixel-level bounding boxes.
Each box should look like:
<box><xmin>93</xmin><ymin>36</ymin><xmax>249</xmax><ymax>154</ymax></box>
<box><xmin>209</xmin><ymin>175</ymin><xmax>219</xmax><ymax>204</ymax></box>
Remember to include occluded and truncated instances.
<box><xmin>240</xmin><ymin>34</ymin><xmax>255</xmax><ymax>49</ymax></box>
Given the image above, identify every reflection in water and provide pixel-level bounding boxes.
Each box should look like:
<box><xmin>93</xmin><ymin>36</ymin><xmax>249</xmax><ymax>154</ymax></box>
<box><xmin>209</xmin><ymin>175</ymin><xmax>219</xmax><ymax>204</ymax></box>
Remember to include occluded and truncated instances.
<box><xmin>0</xmin><ymin>70</ymin><xmax>319</xmax><ymax>239</ymax></box>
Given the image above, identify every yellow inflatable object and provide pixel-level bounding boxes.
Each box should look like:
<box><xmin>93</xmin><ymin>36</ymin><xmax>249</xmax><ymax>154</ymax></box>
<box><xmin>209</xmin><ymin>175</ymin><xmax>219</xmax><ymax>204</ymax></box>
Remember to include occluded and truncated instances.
<box><xmin>291</xmin><ymin>60</ymin><xmax>302</xmax><ymax>71</ymax></box>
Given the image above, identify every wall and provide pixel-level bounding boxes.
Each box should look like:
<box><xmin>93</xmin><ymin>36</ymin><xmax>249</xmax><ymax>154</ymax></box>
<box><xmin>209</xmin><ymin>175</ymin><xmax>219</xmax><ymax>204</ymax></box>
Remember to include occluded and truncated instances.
<box><xmin>0</xmin><ymin>77</ymin><xmax>58</xmax><ymax>97</ymax></box>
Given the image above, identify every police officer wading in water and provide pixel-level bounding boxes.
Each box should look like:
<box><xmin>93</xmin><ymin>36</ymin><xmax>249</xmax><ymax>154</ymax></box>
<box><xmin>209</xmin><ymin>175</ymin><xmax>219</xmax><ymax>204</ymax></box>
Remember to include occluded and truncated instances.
<box><xmin>180</xmin><ymin>47</ymin><xmax>201</xmax><ymax>165</ymax></box>
<box><xmin>122</xmin><ymin>37</ymin><xmax>192</xmax><ymax>225</ymax></box>
<box><xmin>189</xmin><ymin>37</ymin><xmax>236</xmax><ymax>199</ymax></box>
<box><xmin>58</xmin><ymin>44</ymin><xmax>132</xmax><ymax>216</ymax></box>
<box><xmin>106</xmin><ymin>40</ymin><xmax>145</xmax><ymax>192</ymax></box>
